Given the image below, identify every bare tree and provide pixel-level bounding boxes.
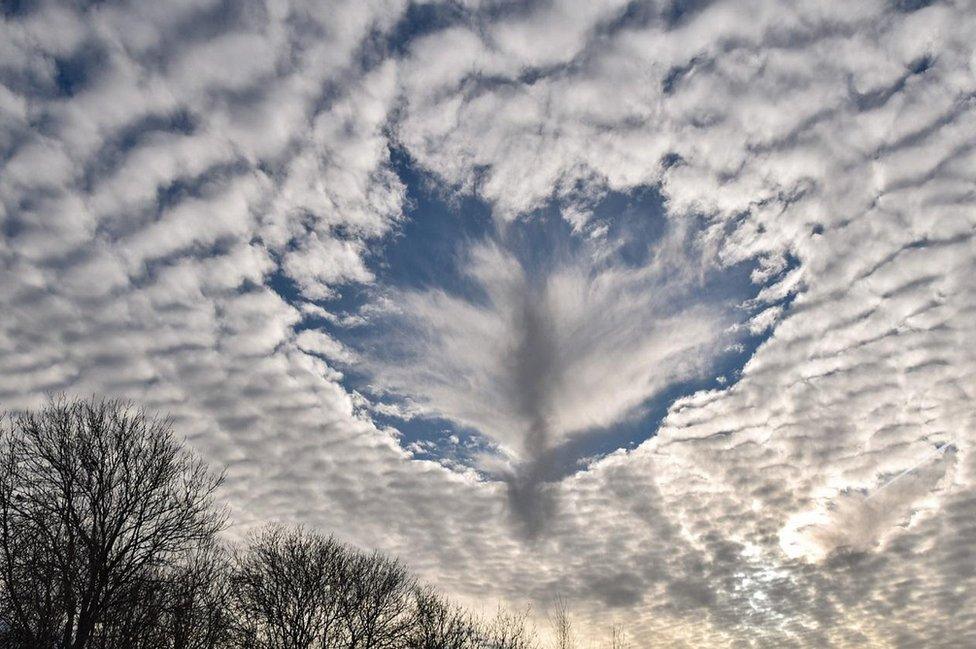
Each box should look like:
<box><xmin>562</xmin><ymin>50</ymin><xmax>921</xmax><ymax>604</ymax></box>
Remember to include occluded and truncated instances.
<box><xmin>0</xmin><ymin>396</ymin><xmax>550</xmax><ymax>649</ymax></box>
<box><xmin>0</xmin><ymin>397</ymin><xmax>225</xmax><ymax>649</ymax></box>
<box><xmin>337</xmin><ymin>550</ymin><xmax>415</xmax><ymax>649</ymax></box>
<box><xmin>228</xmin><ymin>526</ymin><xmax>347</xmax><ymax>649</ymax></box>
<box><xmin>607</xmin><ymin>624</ymin><xmax>628</xmax><ymax>649</ymax></box>
<box><xmin>477</xmin><ymin>606</ymin><xmax>537</xmax><ymax>649</ymax></box>
<box><xmin>227</xmin><ymin>525</ymin><xmax>418</xmax><ymax>649</ymax></box>
<box><xmin>548</xmin><ymin>597</ymin><xmax>574</xmax><ymax>649</ymax></box>
<box><xmin>165</xmin><ymin>542</ymin><xmax>234</xmax><ymax>649</ymax></box>
<box><xmin>406</xmin><ymin>586</ymin><xmax>477</xmax><ymax>649</ymax></box>
<box><xmin>122</xmin><ymin>541</ymin><xmax>233</xmax><ymax>649</ymax></box>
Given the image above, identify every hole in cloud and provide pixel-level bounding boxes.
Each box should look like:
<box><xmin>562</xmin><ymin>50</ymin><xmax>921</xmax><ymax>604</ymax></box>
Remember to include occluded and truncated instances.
<box><xmin>282</xmin><ymin>152</ymin><xmax>785</xmax><ymax>535</ymax></box>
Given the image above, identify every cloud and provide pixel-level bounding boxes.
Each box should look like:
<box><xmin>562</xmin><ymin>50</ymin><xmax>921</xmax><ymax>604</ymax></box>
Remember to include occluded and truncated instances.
<box><xmin>780</xmin><ymin>443</ymin><xmax>957</xmax><ymax>561</ymax></box>
<box><xmin>0</xmin><ymin>0</ymin><xmax>975</xmax><ymax>646</ymax></box>
<box><xmin>361</xmin><ymin>213</ymin><xmax>752</xmax><ymax>534</ymax></box>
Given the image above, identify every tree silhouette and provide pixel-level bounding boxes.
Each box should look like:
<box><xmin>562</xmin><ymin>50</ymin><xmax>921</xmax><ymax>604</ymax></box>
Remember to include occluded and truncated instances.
<box><xmin>0</xmin><ymin>396</ymin><xmax>629</xmax><ymax>649</ymax></box>
<box><xmin>228</xmin><ymin>526</ymin><xmax>349</xmax><ymax>648</ymax></box>
<box><xmin>0</xmin><ymin>397</ymin><xmax>225</xmax><ymax>649</ymax></box>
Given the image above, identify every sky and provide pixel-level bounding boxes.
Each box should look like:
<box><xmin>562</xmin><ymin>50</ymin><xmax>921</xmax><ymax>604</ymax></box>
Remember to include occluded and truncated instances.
<box><xmin>1</xmin><ymin>0</ymin><xmax>974</xmax><ymax>646</ymax></box>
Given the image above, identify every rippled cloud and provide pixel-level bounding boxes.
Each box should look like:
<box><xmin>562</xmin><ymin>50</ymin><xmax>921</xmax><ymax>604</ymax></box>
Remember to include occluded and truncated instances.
<box><xmin>1</xmin><ymin>0</ymin><xmax>974</xmax><ymax>646</ymax></box>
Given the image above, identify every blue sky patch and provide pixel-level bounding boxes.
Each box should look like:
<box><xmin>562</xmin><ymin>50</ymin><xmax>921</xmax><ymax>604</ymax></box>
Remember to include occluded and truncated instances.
<box><xmin>270</xmin><ymin>151</ymin><xmax>785</xmax><ymax>479</ymax></box>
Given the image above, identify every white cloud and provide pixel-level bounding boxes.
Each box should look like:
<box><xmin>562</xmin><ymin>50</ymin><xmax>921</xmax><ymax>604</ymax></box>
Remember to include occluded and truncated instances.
<box><xmin>365</xmin><ymin>229</ymin><xmax>743</xmax><ymax>463</ymax></box>
<box><xmin>295</xmin><ymin>329</ymin><xmax>357</xmax><ymax>365</ymax></box>
<box><xmin>1</xmin><ymin>0</ymin><xmax>974</xmax><ymax>646</ymax></box>
<box><xmin>282</xmin><ymin>233</ymin><xmax>375</xmax><ymax>298</ymax></box>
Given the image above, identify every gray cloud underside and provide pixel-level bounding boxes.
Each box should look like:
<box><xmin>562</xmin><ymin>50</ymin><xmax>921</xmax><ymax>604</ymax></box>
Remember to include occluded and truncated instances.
<box><xmin>1</xmin><ymin>0</ymin><xmax>975</xmax><ymax>646</ymax></box>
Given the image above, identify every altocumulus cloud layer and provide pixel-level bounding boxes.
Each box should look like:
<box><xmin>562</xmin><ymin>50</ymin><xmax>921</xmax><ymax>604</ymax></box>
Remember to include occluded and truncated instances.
<box><xmin>1</xmin><ymin>0</ymin><xmax>975</xmax><ymax>646</ymax></box>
